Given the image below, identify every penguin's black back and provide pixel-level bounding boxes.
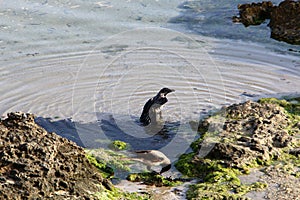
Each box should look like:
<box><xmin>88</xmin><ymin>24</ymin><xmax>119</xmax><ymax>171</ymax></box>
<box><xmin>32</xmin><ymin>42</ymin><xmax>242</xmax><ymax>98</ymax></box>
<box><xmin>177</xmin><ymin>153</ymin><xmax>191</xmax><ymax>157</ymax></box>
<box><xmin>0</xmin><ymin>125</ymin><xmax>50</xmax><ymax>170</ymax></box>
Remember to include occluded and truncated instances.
<box><xmin>139</xmin><ymin>98</ymin><xmax>154</xmax><ymax>126</ymax></box>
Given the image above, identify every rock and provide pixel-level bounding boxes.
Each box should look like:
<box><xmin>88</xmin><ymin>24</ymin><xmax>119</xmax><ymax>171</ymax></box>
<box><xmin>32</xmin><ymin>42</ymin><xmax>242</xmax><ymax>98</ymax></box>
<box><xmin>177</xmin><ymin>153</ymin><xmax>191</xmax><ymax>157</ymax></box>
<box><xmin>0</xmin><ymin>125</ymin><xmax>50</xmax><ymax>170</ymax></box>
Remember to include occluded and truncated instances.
<box><xmin>269</xmin><ymin>0</ymin><xmax>300</xmax><ymax>45</ymax></box>
<box><xmin>177</xmin><ymin>98</ymin><xmax>299</xmax><ymax>174</ymax></box>
<box><xmin>233</xmin><ymin>0</ymin><xmax>300</xmax><ymax>45</ymax></box>
<box><xmin>126</xmin><ymin>172</ymin><xmax>182</xmax><ymax>187</ymax></box>
<box><xmin>203</xmin><ymin>101</ymin><xmax>294</xmax><ymax>167</ymax></box>
<box><xmin>175</xmin><ymin>98</ymin><xmax>300</xmax><ymax>199</ymax></box>
<box><xmin>0</xmin><ymin>112</ymin><xmax>105</xmax><ymax>199</ymax></box>
<box><xmin>272</xmin><ymin>130</ymin><xmax>292</xmax><ymax>148</ymax></box>
<box><xmin>232</xmin><ymin>1</ymin><xmax>273</xmax><ymax>26</ymax></box>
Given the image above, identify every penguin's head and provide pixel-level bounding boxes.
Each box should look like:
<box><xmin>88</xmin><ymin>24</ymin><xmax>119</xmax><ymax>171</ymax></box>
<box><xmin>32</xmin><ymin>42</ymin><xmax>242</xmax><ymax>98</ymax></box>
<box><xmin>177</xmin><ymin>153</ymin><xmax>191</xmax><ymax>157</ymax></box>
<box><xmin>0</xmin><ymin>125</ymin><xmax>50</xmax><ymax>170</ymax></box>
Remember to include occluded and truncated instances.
<box><xmin>158</xmin><ymin>88</ymin><xmax>175</xmax><ymax>97</ymax></box>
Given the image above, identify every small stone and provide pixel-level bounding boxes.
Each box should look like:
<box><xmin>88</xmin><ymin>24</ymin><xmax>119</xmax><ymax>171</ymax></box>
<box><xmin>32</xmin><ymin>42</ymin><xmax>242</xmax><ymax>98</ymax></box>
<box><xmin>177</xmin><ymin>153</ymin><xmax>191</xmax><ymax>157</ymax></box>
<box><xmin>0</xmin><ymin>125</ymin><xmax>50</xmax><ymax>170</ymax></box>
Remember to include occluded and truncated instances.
<box><xmin>59</xmin><ymin>180</ymin><xmax>68</xmax><ymax>188</ymax></box>
<box><xmin>289</xmin><ymin>148</ymin><xmax>300</xmax><ymax>156</ymax></box>
<box><xmin>0</xmin><ymin>176</ymin><xmax>6</xmax><ymax>183</ymax></box>
<box><xmin>294</xmin><ymin>122</ymin><xmax>300</xmax><ymax>129</ymax></box>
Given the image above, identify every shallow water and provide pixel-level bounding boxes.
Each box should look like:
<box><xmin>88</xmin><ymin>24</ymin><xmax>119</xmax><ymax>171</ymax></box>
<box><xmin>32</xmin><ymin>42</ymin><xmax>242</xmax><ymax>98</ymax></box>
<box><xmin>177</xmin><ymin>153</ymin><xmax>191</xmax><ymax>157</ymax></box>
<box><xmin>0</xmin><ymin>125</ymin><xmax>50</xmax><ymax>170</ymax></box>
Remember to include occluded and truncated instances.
<box><xmin>1</xmin><ymin>0</ymin><xmax>300</xmax><ymax>191</ymax></box>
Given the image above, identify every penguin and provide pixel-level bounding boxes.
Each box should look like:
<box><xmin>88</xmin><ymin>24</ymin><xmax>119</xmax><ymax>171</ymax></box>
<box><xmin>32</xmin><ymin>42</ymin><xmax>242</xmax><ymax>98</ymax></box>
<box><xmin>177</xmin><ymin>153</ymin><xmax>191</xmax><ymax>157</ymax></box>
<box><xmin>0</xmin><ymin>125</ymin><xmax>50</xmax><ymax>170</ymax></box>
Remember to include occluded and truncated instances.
<box><xmin>140</xmin><ymin>88</ymin><xmax>175</xmax><ymax>126</ymax></box>
<box><xmin>130</xmin><ymin>150</ymin><xmax>171</xmax><ymax>174</ymax></box>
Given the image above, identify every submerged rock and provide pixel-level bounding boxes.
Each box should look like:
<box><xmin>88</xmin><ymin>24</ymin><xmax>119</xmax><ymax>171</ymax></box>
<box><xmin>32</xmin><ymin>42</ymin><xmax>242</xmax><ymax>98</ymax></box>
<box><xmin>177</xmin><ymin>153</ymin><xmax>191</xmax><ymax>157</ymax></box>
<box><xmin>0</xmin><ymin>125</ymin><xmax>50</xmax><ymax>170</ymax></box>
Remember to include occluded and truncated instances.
<box><xmin>233</xmin><ymin>0</ymin><xmax>300</xmax><ymax>45</ymax></box>
<box><xmin>0</xmin><ymin>112</ymin><xmax>145</xmax><ymax>199</ymax></box>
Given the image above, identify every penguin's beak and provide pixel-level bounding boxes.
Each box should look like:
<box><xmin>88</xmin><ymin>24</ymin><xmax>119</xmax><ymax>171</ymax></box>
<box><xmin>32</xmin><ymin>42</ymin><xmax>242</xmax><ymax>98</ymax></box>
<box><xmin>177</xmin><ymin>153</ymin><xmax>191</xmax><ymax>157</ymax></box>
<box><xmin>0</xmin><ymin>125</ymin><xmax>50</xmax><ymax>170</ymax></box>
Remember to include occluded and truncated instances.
<box><xmin>168</xmin><ymin>89</ymin><xmax>175</xmax><ymax>93</ymax></box>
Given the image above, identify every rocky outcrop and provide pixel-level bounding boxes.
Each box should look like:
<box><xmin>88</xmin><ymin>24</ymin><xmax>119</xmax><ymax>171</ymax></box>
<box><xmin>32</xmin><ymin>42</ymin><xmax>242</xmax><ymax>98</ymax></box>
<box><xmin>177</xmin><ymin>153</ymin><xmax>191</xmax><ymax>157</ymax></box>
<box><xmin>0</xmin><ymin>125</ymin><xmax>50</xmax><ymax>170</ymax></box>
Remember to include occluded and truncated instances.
<box><xmin>175</xmin><ymin>98</ymin><xmax>300</xmax><ymax>199</ymax></box>
<box><xmin>0</xmin><ymin>112</ymin><xmax>108</xmax><ymax>199</ymax></box>
<box><xmin>233</xmin><ymin>0</ymin><xmax>300</xmax><ymax>45</ymax></box>
<box><xmin>232</xmin><ymin>1</ymin><xmax>273</xmax><ymax>26</ymax></box>
<box><xmin>204</xmin><ymin>100</ymin><xmax>294</xmax><ymax>167</ymax></box>
<box><xmin>269</xmin><ymin>0</ymin><xmax>300</xmax><ymax>44</ymax></box>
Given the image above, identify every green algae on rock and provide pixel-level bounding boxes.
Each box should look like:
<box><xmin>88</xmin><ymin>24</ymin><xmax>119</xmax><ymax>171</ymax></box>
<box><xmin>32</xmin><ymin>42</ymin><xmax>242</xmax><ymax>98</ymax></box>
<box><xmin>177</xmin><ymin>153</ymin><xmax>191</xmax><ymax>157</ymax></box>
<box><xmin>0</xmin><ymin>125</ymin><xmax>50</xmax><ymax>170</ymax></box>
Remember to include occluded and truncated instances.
<box><xmin>175</xmin><ymin>98</ymin><xmax>300</xmax><ymax>199</ymax></box>
<box><xmin>86</xmin><ymin>148</ymin><xmax>132</xmax><ymax>174</ymax></box>
<box><xmin>94</xmin><ymin>183</ymin><xmax>151</xmax><ymax>200</ymax></box>
<box><xmin>110</xmin><ymin>140</ymin><xmax>128</xmax><ymax>150</ymax></box>
<box><xmin>127</xmin><ymin>172</ymin><xmax>182</xmax><ymax>187</ymax></box>
<box><xmin>86</xmin><ymin>153</ymin><xmax>115</xmax><ymax>178</ymax></box>
<box><xmin>258</xmin><ymin>97</ymin><xmax>300</xmax><ymax>121</ymax></box>
<box><xmin>186</xmin><ymin>181</ymin><xmax>267</xmax><ymax>200</ymax></box>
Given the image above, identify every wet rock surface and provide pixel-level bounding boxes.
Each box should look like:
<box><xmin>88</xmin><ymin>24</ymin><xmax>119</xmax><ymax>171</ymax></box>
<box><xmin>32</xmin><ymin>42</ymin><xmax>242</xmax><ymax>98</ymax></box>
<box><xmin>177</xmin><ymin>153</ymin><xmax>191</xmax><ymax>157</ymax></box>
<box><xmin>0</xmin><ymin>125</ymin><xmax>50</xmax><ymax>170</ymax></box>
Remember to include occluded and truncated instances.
<box><xmin>232</xmin><ymin>1</ymin><xmax>273</xmax><ymax>26</ymax></box>
<box><xmin>269</xmin><ymin>0</ymin><xmax>300</xmax><ymax>45</ymax></box>
<box><xmin>233</xmin><ymin>0</ymin><xmax>300</xmax><ymax>45</ymax></box>
<box><xmin>0</xmin><ymin>112</ymin><xmax>106</xmax><ymax>199</ymax></box>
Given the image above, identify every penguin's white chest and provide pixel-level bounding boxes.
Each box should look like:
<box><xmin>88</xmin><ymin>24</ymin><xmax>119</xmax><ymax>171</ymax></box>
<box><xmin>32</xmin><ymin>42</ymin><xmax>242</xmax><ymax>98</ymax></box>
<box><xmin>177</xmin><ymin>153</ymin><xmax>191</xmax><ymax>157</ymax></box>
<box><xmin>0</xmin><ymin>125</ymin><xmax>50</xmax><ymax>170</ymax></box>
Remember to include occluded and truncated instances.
<box><xmin>149</xmin><ymin>103</ymin><xmax>163</xmax><ymax>123</ymax></box>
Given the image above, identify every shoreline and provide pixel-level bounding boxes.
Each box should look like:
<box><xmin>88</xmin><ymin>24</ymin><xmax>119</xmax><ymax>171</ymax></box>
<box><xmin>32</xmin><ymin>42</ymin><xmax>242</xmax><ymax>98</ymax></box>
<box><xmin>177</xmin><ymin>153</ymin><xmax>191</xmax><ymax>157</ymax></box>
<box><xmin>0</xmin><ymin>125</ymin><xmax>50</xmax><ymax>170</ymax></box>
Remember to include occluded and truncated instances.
<box><xmin>1</xmin><ymin>96</ymin><xmax>299</xmax><ymax>199</ymax></box>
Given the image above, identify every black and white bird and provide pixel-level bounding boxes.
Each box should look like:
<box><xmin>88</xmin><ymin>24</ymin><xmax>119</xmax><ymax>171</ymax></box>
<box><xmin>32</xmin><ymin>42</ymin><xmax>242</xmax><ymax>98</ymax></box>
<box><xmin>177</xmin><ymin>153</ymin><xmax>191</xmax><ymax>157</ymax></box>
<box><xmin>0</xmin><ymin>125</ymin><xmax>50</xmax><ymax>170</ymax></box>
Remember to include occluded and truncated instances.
<box><xmin>130</xmin><ymin>150</ymin><xmax>171</xmax><ymax>174</ymax></box>
<box><xmin>140</xmin><ymin>88</ymin><xmax>175</xmax><ymax>126</ymax></box>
